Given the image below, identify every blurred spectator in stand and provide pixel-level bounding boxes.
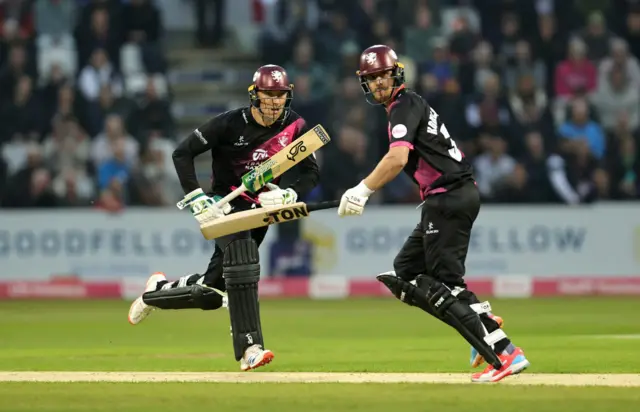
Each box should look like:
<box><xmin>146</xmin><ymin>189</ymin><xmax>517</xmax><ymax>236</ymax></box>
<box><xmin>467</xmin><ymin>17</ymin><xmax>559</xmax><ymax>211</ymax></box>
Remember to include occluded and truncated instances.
<box><xmin>90</xmin><ymin>114</ymin><xmax>139</xmax><ymax>166</ymax></box>
<box><xmin>465</xmin><ymin>72</ymin><xmax>512</xmax><ymax>139</ymax></box>
<box><xmin>34</xmin><ymin>0</ymin><xmax>77</xmax><ymax>82</ymax></box>
<box><xmin>40</xmin><ymin>64</ymin><xmax>71</xmax><ymax>124</ymax></box>
<box><xmin>554</xmin><ymin>37</ymin><xmax>597</xmax><ymax>100</ymax></box>
<box><xmin>85</xmin><ymin>84</ymin><xmax>136</xmax><ymax>138</ymax></box>
<box><xmin>46</xmin><ymin>84</ymin><xmax>84</xmax><ymax>137</ymax></box>
<box><xmin>473</xmin><ymin>135</ymin><xmax>517</xmax><ymax>202</ymax></box>
<box><xmin>316</xmin><ymin>10</ymin><xmax>358</xmax><ymax>69</ymax></box>
<box><xmin>42</xmin><ymin>115</ymin><xmax>91</xmax><ymax>177</ymax></box>
<box><xmin>458</xmin><ymin>40</ymin><xmax>500</xmax><ymax>96</ymax></box>
<box><xmin>97</xmin><ymin>136</ymin><xmax>131</xmax><ymax>191</ymax></box>
<box><xmin>447</xmin><ymin>14</ymin><xmax>480</xmax><ymax>63</ymax></box>
<box><xmin>78</xmin><ymin>48</ymin><xmax>123</xmax><ymax>103</ymax></box>
<box><xmin>558</xmin><ymin>98</ymin><xmax>606</xmax><ymax>160</ymax></box>
<box><xmin>132</xmin><ymin>77</ymin><xmax>174</xmax><ymax>139</ymax></box>
<box><xmin>0</xmin><ymin>76</ymin><xmax>43</xmax><ymax>144</ymax></box>
<box><xmin>320</xmin><ymin>124</ymin><xmax>374</xmax><ymax>202</ymax></box>
<box><xmin>287</xmin><ymin>36</ymin><xmax>332</xmax><ymax>101</ymax></box>
<box><xmin>578</xmin><ymin>11</ymin><xmax>612</xmax><ymax>63</ymax></box>
<box><xmin>259</xmin><ymin>0</ymin><xmax>319</xmax><ymax>64</ymax></box>
<box><xmin>122</xmin><ymin>0</ymin><xmax>166</xmax><ymax>73</ymax></box>
<box><xmin>591</xmin><ymin>65</ymin><xmax>640</xmax><ymax>134</ymax></box>
<box><xmin>419</xmin><ymin>37</ymin><xmax>455</xmax><ymax>89</ymax></box>
<box><xmin>76</xmin><ymin>7</ymin><xmax>121</xmax><ymax>69</ymax></box>
<box><xmin>518</xmin><ymin>131</ymin><xmax>554</xmax><ymax>202</ymax></box>
<box><xmin>534</xmin><ymin>13</ymin><xmax>567</xmax><ymax>97</ymax></box>
<box><xmin>622</xmin><ymin>6</ymin><xmax>640</xmax><ymax>59</ymax></box>
<box><xmin>605</xmin><ymin>130</ymin><xmax>639</xmax><ymax>200</ymax></box>
<box><xmin>128</xmin><ymin>133</ymin><xmax>181</xmax><ymax>206</ymax></box>
<box><xmin>52</xmin><ymin>166</ymin><xmax>95</xmax><ymax>206</ymax></box>
<box><xmin>404</xmin><ymin>5</ymin><xmax>440</xmax><ymax>64</ymax></box>
<box><xmin>2</xmin><ymin>143</ymin><xmax>60</xmax><ymax>208</ymax></box>
<box><xmin>598</xmin><ymin>38</ymin><xmax>640</xmax><ymax>89</ymax></box>
<box><xmin>496</xmin><ymin>12</ymin><xmax>525</xmax><ymax>69</ymax></box>
<box><xmin>0</xmin><ymin>44</ymin><xmax>35</xmax><ymax>105</ymax></box>
<box><xmin>193</xmin><ymin>0</ymin><xmax>225</xmax><ymax>48</ymax></box>
<box><xmin>0</xmin><ymin>0</ymin><xmax>35</xmax><ymax>59</ymax></box>
<box><xmin>503</xmin><ymin>39</ymin><xmax>546</xmax><ymax>92</ymax></box>
<box><xmin>508</xmin><ymin>73</ymin><xmax>556</xmax><ymax>155</ymax></box>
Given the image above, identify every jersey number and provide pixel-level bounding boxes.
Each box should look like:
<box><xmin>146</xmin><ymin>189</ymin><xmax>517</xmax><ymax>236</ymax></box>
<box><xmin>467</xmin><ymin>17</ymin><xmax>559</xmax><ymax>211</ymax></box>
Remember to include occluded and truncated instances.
<box><xmin>439</xmin><ymin>124</ymin><xmax>462</xmax><ymax>161</ymax></box>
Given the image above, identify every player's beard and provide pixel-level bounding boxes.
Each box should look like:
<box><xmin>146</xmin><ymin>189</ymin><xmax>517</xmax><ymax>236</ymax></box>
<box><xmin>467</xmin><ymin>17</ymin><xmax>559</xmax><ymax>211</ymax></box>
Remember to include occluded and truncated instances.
<box><xmin>257</xmin><ymin>105</ymin><xmax>282</xmax><ymax>125</ymax></box>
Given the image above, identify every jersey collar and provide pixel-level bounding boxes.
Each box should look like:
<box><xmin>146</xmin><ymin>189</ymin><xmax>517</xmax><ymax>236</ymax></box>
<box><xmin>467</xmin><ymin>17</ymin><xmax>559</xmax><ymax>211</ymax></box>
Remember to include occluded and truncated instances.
<box><xmin>385</xmin><ymin>84</ymin><xmax>406</xmax><ymax>113</ymax></box>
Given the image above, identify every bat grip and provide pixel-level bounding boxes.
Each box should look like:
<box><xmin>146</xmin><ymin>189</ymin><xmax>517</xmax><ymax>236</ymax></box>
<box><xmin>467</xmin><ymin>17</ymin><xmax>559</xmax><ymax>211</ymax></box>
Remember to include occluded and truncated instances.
<box><xmin>216</xmin><ymin>186</ymin><xmax>246</xmax><ymax>208</ymax></box>
<box><xmin>306</xmin><ymin>200</ymin><xmax>340</xmax><ymax>212</ymax></box>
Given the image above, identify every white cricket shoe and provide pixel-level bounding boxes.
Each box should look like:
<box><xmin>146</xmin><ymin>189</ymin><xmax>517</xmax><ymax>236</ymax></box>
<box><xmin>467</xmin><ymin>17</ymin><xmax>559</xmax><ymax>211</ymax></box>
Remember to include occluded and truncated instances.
<box><xmin>127</xmin><ymin>272</ymin><xmax>167</xmax><ymax>325</ymax></box>
<box><xmin>240</xmin><ymin>344</ymin><xmax>274</xmax><ymax>371</ymax></box>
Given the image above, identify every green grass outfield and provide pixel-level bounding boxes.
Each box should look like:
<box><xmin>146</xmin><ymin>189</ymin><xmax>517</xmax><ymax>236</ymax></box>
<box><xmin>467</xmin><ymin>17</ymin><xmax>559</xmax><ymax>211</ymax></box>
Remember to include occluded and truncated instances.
<box><xmin>1</xmin><ymin>298</ymin><xmax>639</xmax><ymax>411</ymax></box>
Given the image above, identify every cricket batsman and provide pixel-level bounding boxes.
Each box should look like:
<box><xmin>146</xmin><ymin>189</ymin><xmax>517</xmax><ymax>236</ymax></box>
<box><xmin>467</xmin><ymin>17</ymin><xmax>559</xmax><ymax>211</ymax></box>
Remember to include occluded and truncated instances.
<box><xmin>337</xmin><ymin>45</ymin><xmax>530</xmax><ymax>383</ymax></box>
<box><xmin>127</xmin><ymin>64</ymin><xmax>319</xmax><ymax>371</ymax></box>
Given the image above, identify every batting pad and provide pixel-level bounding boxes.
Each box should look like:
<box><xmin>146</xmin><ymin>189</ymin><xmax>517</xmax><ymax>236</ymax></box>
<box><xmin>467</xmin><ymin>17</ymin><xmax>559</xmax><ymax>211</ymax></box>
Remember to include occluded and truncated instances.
<box><xmin>223</xmin><ymin>238</ymin><xmax>264</xmax><ymax>361</ymax></box>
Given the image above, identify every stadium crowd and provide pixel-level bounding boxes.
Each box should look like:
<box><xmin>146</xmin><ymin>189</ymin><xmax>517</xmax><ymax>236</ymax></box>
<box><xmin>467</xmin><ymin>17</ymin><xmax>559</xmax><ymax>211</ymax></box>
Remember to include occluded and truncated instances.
<box><xmin>0</xmin><ymin>0</ymin><xmax>178</xmax><ymax>210</ymax></box>
<box><xmin>261</xmin><ymin>0</ymin><xmax>640</xmax><ymax>205</ymax></box>
<box><xmin>2</xmin><ymin>0</ymin><xmax>640</xmax><ymax>209</ymax></box>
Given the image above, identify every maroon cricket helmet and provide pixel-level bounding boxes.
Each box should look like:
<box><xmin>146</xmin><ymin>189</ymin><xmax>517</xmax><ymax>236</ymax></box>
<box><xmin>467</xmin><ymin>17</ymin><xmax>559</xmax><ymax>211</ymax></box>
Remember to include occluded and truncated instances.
<box><xmin>356</xmin><ymin>45</ymin><xmax>405</xmax><ymax>105</ymax></box>
<box><xmin>248</xmin><ymin>64</ymin><xmax>294</xmax><ymax>120</ymax></box>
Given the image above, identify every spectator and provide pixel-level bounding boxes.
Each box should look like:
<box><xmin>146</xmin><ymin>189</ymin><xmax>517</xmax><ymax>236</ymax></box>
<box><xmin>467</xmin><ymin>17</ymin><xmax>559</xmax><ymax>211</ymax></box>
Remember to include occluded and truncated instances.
<box><xmin>465</xmin><ymin>72</ymin><xmax>512</xmax><ymax>139</ymax></box>
<box><xmin>316</xmin><ymin>11</ymin><xmax>358</xmax><ymax>68</ymax></box>
<box><xmin>473</xmin><ymin>135</ymin><xmax>517</xmax><ymax>201</ymax></box>
<box><xmin>85</xmin><ymin>84</ymin><xmax>136</xmax><ymax>138</ymax></box>
<box><xmin>622</xmin><ymin>6</ymin><xmax>640</xmax><ymax>59</ymax></box>
<box><xmin>558</xmin><ymin>99</ymin><xmax>606</xmax><ymax>160</ymax></box>
<box><xmin>90</xmin><ymin>114</ymin><xmax>139</xmax><ymax>166</ymax></box>
<box><xmin>320</xmin><ymin>124</ymin><xmax>374</xmax><ymax>202</ymax></box>
<box><xmin>605</xmin><ymin>134</ymin><xmax>639</xmax><ymax>200</ymax></box>
<box><xmin>133</xmin><ymin>77</ymin><xmax>174</xmax><ymax>139</ymax></box>
<box><xmin>97</xmin><ymin>136</ymin><xmax>131</xmax><ymax>190</ymax></box>
<box><xmin>404</xmin><ymin>5</ymin><xmax>440</xmax><ymax>64</ymax></box>
<box><xmin>78</xmin><ymin>48</ymin><xmax>123</xmax><ymax>103</ymax></box>
<box><xmin>534</xmin><ymin>13</ymin><xmax>567</xmax><ymax>96</ymax></box>
<box><xmin>0</xmin><ymin>75</ymin><xmax>43</xmax><ymax>143</ymax></box>
<box><xmin>591</xmin><ymin>65</ymin><xmax>640</xmax><ymax>133</ymax></box>
<box><xmin>122</xmin><ymin>0</ymin><xmax>165</xmax><ymax>73</ymax></box>
<box><xmin>76</xmin><ymin>7</ymin><xmax>121</xmax><ymax>69</ymax></box>
<box><xmin>0</xmin><ymin>44</ymin><xmax>34</xmax><ymax>104</ymax></box>
<box><xmin>503</xmin><ymin>39</ymin><xmax>546</xmax><ymax>92</ymax></box>
<box><xmin>554</xmin><ymin>37</ymin><xmax>597</xmax><ymax>99</ymax></box>
<box><xmin>598</xmin><ymin>38</ymin><xmax>640</xmax><ymax>89</ymax></box>
<box><xmin>447</xmin><ymin>14</ymin><xmax>479</xmax><ymax>63</ymax></box>
<box><xmin>287</xmin><ymin>36</ymin><xmax>332</xmax><ymax>100</ymax></box>
<box><xmin>419</xmin><ymin>37</ymin><xmax>455</xmax><ymax>89</ymax></box>
<box><xmin>34</xmin><ymin>0</ymin><xmax>77</xmax><ymax>80</ymax></box>
<box><xmin>578</xmin><ymin>11</ymin><xmax>612</xmax><ymax>62</ymax></box>
<box><xmin>42</xmin><ymin>115</ymin><xmax>91</xmax><ymax>176</ymax></box>
<box><xmin>51</xmin><ymin>166</ymin><xmax>95</xmax><ymax>207</ymax></box>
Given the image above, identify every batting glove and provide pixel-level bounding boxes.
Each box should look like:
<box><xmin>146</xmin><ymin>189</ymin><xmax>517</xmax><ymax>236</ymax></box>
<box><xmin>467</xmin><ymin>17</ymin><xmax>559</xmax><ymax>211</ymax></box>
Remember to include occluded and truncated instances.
<box><xmin>338</xmin><ymin>181</ymin><xmax>374</xmax><ymax>217</ymax></box>
<box><xmin>258</xmin><ymin>183</ymin><xmax>298</xmax><ymax>207</ymax></box>
<box><xmin>176</xmin><ymin>188</ymin><xmax>231</xmax><ymax>225</ymax></box>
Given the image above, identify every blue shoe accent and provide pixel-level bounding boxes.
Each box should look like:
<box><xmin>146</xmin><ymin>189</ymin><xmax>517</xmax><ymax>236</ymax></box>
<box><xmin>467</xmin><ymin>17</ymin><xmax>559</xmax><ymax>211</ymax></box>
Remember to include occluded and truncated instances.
<box><xmin>470</xmin><ymin>347</ymin><xmax>479</xmax><ymax>366</ymax></box>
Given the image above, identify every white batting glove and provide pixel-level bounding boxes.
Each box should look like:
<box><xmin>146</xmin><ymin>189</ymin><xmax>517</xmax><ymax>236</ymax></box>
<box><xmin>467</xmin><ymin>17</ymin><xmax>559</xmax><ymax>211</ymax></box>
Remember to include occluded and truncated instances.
<box><xmin>176</xmin><ymin>188</ymin><xmax>231</xmax><ymax>225</ymax></box>
<box><xmin>258</xmin><ymin>183</ymin><xmax>298</xmax><ymax>207</ymax></box>
<box><xmin>338</xmin><ymin>181</ymin><xmax>374</xmax><ymax>217</ymax></box>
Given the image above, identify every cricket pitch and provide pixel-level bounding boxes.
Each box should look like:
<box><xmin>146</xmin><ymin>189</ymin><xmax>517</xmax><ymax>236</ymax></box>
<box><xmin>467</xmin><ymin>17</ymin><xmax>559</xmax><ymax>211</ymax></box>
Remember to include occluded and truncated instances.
<box><xmin>1</xmin><ymin>372</ymin><xmax>639</xmax><ymax>387</ymax></box>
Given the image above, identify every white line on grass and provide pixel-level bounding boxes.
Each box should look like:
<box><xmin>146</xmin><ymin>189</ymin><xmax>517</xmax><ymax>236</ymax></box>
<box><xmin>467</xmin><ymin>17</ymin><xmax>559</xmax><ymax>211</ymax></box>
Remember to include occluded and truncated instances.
<box><xmin>0</xmin><ymin>372</ymin><xmax>639</xmax><ymax>387</ymax></box>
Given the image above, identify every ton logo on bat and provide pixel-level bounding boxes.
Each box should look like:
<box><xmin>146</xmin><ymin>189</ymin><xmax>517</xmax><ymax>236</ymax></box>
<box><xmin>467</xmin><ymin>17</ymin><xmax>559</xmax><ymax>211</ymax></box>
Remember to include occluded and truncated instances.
<box><xmin>262</xmin><ymin>206</ymin><xmax>309</xmax><ymax>224</ymax></box>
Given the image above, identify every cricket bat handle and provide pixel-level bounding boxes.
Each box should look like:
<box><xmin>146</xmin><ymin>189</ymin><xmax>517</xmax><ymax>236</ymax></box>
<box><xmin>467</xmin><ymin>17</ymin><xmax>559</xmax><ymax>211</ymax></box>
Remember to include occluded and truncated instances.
<box><xmin>306</xmin><ymin>200</ymin><xmax>340</xmax><ymax>212</ymax></box>
<box><xmin>215</xmin><ymin>185</ymin><xmax>247</xmax><ymax>209</ymax></box>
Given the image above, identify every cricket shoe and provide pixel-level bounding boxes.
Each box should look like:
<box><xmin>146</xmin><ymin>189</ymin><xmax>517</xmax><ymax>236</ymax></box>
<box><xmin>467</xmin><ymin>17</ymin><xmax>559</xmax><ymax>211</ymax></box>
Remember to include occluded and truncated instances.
<box><xmin>470</xmin><ymin>314</ymin><xmax>504</xmax><ymax>368</ymax></box>
<box><xmin>240</xmin><ymin>344</ymin><xmax>274</xmax><ymax>371</ymax></box>
<box><xmin>471</xmin><ymin>347</ymin><xmax>530</xmax><ymax>383</ymax></box>
<box><xmin>128</xmin><ymin>272</ymin><xmax>167</xmax><ymax>325</ymax></box>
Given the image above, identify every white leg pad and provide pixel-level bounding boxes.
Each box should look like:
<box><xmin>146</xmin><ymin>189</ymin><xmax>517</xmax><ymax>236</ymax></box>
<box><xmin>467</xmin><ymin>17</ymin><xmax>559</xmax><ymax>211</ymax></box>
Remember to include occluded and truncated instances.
<box><xmin>484</xmin><ymin>328</ymin><xmax>507</xmax><ymax>346</ymax></box>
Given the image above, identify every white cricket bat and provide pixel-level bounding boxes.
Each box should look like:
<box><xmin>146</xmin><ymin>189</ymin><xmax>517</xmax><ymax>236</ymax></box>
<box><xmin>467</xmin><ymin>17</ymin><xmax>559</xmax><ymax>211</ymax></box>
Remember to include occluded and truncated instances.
<box><xmin>200</xmin><ymin>200</ymin><xmax>339</xmax><ymax>240</ymax></box>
